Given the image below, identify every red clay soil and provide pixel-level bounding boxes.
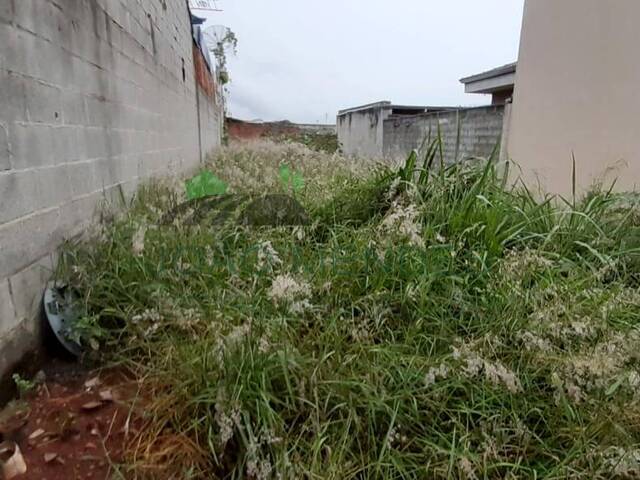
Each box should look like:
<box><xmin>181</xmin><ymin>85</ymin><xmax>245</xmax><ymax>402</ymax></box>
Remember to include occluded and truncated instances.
<box><xmin>0</xmin><ymin>362</ymin><xmax>143</xmax><ymax>480</ymax></box>
<box><xmin>226</xmin><ymin>117</ymin><xmax>301</xmax><ymax>141</ymax></box>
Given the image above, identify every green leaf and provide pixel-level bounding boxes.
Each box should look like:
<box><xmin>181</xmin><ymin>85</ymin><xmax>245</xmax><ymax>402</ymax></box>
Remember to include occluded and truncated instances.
<box><xmin>279</xmin><ymin>164</ymin><xmax>291</xmax><ymax>187</ymax></box>
<box><xmin>606</xmin><ymin>375</ymin><xmax>626</xmax><ymax>396</ymax></box>
<box><xmin>291</xmin><ymin>171</ymin><xmax>305</xmax><ymax>192</ymax></box>
<box><xmin>279</xmin><ymin>164</ymin><xmax>305</xmax><ymax>192</ymax></box>
<box><xmin>185</xmin><ymin>171</ymin><xmax>228</xmax><ymax>200</ymax></box>
<box><xmin>400</xmin><ymin>150</ymin><xmax>417</xmax><ymax>182</ymax></box>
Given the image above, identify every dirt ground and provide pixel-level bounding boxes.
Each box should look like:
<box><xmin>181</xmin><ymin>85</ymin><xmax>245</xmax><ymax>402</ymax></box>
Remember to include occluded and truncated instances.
<box><xmin>0</xmin><ymin>361</ymin><xmax>143</xmax><ymax>480</ymax></box>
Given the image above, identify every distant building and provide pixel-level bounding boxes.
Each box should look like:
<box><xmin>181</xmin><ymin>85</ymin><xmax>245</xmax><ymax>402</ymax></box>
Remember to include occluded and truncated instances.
<box><xmin>336</xmin><ymin>64</ymin><xmax>522</xmax><ymax>162</ymax></box>
<box><xmin>460</xmin><ymin>62</ymin><xmax>517</xmax><ymax>105</ymax></box>
<box><xmin>337</xmin><ymin>102</ymin><xmax>457</xmax><ymax>159</ymax></box>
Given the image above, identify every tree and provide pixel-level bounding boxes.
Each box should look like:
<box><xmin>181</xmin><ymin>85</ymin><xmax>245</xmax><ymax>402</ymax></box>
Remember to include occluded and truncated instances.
<box><xmin>204</xmin><ymin>26</ymin><xmax>238</xmax><ymax>85</ymax></box>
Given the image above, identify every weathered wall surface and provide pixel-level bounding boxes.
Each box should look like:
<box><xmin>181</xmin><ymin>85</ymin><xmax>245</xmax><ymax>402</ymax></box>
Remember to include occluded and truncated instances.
<box><xmin>198</xmin><ymin>83</ymin><xmax>223</xmax><ymax>155</ymax></box>
<box><xmin>383</xmin><ymin>106</ymin><xmax>505</xmax><ymax>164</ymax></box>
<box><xmin>507</xmin><ymin>0</ymin><xmax>640</xmax><ymax>195</ymax></box>
<box><xmin>296</xmin><ymin>123</ymin><xmax>337</xmax><ymax>136</ymax></box>
<box><xmin>193</xmin><ymin>43</ymin><xmax>224</xmax><ymax>156</ymax></box>
<box><xmin>0</xmin><ymin>0</ymin><xmax>221</xmax><ymax>380</ymax></box>
<box><xmin>337</xmin><ymin>103</ymin><xmax>391</xmax><ymax>159</ymax></box>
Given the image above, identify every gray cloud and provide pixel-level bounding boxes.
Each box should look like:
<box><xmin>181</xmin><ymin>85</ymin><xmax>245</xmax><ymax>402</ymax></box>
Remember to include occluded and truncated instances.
<box><xmin>199</xmin><ymin>0</ymin><xmax>524</xmax><ymax>123</ymax></box>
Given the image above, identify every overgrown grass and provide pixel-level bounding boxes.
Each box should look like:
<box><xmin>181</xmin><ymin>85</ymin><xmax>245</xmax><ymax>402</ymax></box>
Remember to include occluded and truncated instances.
<box><xmin>59</xmin><ymin>141</ymin><xmax>640</xmax><ymax>479</ymax></box>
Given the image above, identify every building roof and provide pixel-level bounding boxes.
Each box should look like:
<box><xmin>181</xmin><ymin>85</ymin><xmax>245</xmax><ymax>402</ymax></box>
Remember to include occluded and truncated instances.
<box><xmin>460</xmin><ymin>62</ymin><xmax>517</xmax><ymax>95</ymax></box>
<box><xmin>190</xmin><ymin>13</ymin><xmax>206</xmax><ymax>25</ymax></box>
<box><xmin>338</xmin><ymin>101</ymin><xmax>392</xmax><ymax>116</ymax></box>
<box><xmin>338</xmin><ymin>101</ymin><xmax>456</xmax><ymax>117</ymax></box>
<box><xmin>460</xmin><ymin>62</ymin><xmax>517</xmax><ymax>84</ymax></box>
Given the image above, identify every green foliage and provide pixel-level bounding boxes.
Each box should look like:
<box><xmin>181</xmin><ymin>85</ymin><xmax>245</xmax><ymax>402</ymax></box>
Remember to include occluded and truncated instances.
<box><xmin>210</xmin><ymin>27</ymin><xmax>238</xmax><ymax>84</ymax></box>
<box><xmin>310</xmin><ymin>168</ymin><xmax>393</xmax><ymax>227</ymax></box>
<box><xmin>292</xmin><ymin>132</ymin><xmax>340</xmax><ymax>154</ymax></box>
<box><xmin>57</xmin><ymin>144</ymin><xmax>640</xmax><ymax>479</ymax></box>
<box><xmin>12</xmin><ymin>374</ymin><xmax>36</xmax><ymax>397</ymax></box>
<box><xmin>278</xmin><ymin>164</ymin><xmax>304</xmax><ymax>193</ymax></box>
<box><xmin>67</xmin><ymin>314</ymin><xmax>107</xmax><ymax>351</ymax></box>
<box><xmin>218</xmin><ymin>70</ymin><xmax>230</xmax><ymax>85</ymax></box>
<box><xmin>185</xmin><ymin>170</ymin><xmax>228</xmax><ymax>200</ymax></box>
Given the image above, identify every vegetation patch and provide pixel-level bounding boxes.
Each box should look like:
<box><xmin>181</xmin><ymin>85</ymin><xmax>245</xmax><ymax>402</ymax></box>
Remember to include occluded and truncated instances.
<box><xmin>57</xmin><ymin>141</ymin><xmax>640</xmax><ymax>479</ymax></box>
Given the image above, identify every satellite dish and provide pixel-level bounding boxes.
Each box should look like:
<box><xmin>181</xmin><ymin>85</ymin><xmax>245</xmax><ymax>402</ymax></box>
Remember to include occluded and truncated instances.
<box><xmin>203</xmin><ymin>25</ymin><xmax>230</xmax><ymax>54</ymax></box>
<box><xmin>203</xmin><ymin>24</ymin><xmax>236</xmax><ymax>84</ymax></box>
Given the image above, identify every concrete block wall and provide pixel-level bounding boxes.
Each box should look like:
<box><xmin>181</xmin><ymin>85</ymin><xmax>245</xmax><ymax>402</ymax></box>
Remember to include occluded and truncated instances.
<box><xmin>192</xmin><ymin>40</ymin><xmax>223</xmax><ymax>155</ymax></box>
<box><xmin>0</xmin><ymin>0</ymin><xmax>222</xmax><ymax>380</ymax></box>
<box><xmin>198</xmin><ymin>84</ymin><xmax>224</xmax><ymax>155</ymax></box>
<box><xmin>383</xmin><ymin>106</ymin><xmax>505</xmax><ymax>164</ymax></box>
<box><xmin>337</xmin><ymin>102</ymin><xmax>392</xmax><ymax>159</ymax></box>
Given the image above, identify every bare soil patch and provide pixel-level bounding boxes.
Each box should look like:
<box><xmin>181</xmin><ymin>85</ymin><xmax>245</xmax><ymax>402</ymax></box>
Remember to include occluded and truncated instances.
<box><xmin>0</xmin><ymin>362</ymin><xmax>142</xmax><ymax>480</ymax></box>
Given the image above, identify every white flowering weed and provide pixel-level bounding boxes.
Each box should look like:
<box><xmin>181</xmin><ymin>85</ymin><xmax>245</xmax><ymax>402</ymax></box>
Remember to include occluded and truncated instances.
<box><xmin>61</xmin><ymin>141</ymin><xmax>640</xmax><ymax>479</ymax></box>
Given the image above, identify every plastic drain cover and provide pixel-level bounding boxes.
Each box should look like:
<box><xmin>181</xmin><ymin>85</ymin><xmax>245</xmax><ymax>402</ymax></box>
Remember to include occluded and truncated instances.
<box><xmin>43</xmin><ymin>282</ymin><xmax>83</xmax><ymax>356</ymax></box>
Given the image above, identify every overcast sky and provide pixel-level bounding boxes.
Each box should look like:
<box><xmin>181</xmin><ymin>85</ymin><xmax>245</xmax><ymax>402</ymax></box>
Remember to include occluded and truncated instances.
<box><xmin>197</xmin><ymin>1</ymin><xmax>525</xmax><ymax>124</ymax></box>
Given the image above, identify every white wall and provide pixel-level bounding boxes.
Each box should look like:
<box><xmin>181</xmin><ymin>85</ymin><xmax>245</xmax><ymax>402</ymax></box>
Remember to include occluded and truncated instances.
<box><xmin>507</xmin><ymin>0</ymin><xmax>640</xmax><ymax>196</ymax></box>
<box><xmin>337</xmin><ymin>104</ymin><xmax>391</xmax><ymax>158</ymax></box>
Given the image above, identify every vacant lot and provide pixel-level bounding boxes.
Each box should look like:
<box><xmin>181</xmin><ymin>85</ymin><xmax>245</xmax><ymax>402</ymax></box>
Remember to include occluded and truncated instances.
<box><xmin>58</xmin><ymin>141</ymin><xmax>640</xmax><ymax>479</ymax></box>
